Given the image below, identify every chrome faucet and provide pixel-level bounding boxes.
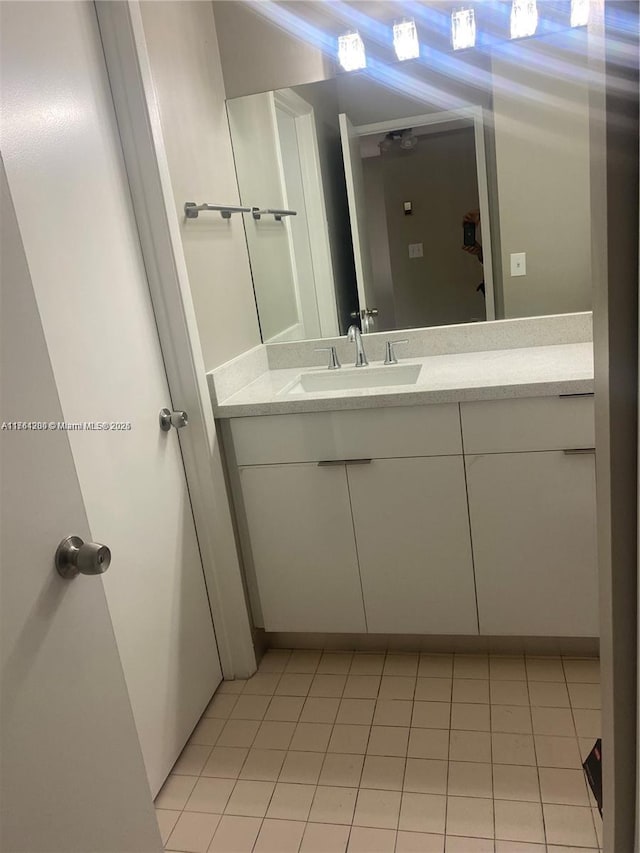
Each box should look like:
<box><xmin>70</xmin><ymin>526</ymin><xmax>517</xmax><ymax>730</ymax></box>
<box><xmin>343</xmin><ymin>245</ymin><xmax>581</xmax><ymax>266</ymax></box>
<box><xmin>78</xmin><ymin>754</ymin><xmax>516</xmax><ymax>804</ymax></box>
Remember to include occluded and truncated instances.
<box><xmin>347</xmin><ymin>324</ymin><xmax>369</xmax><ymax>368</ymax></box>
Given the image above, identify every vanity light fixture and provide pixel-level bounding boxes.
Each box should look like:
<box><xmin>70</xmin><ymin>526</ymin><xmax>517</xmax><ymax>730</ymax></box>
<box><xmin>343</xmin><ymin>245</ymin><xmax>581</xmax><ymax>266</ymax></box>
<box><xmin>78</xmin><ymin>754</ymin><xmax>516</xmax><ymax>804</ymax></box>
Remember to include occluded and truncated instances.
<box><xmin>570</xmin><ymin>0</ymin><xmax>589</xmax><ymax>27</ymax></box>
<box><xmin>451</xmin><ymin>8</ymin><xmax>476</xmax><ymax>51</ymax></box>
<box><xmin>393</xmin><ymin>19</ymin><xmax>420</xmax><ymax>61</ymax></box>
<box><xmin>510</xmin><ymin>0</ymin><xmax>538</xmax><ymax>38</ymax></box>
<box><xmin>338</xmin><ymin>31</ymin><xmax>366</xmax><ymax>71</ymax></box>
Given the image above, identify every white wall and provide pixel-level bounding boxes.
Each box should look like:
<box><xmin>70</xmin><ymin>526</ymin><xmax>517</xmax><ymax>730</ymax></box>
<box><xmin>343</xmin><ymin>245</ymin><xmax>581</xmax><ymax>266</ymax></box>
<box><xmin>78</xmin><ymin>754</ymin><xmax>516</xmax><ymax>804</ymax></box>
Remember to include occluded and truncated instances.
<box><xmin>140</xmin><ymin>0</ymin><xmax>261</xmax><ymax>370</ymax></box>
<box><xmin>491</xmin><ymin>32</ymin><xmax>592</xmax><ymax>318</ymax></box>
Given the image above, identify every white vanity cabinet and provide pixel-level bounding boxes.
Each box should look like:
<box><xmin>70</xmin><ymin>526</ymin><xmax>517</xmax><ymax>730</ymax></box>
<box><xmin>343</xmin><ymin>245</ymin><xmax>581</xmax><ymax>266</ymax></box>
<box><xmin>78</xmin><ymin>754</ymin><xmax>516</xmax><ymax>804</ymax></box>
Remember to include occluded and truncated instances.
<box><xmin>461</xmin><ymin>395</ymin><xmax>597</xmax><ymax>637</ymax></box>
<box><xmin>227</xmin><ymin>393</ymin><xmax>597</xmax><ymax>638</ymax></box>
<box><xmin>239</xmin><ymin>462</ymin><xmax>366</xmax><ymax>633</ymax></box>
<box><xmin>230</xmin><ymin>404</ymin><xmax>477</xmax><ymax>634</ymax></box>
<box><xmin>347</xmin><ymin>457</ymin><xmax>477</xmax><ymax>634</ymax></box>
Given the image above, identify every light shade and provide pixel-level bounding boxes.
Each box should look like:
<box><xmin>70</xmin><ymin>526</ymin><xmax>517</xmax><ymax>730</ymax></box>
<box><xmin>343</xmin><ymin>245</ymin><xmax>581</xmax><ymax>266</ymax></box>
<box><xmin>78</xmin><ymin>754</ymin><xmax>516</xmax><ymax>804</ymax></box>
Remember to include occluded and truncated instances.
<box><xmin>451</xmin><ymin>8</ymin><xmax>476</xmax><ymax>50</ymax></box>
<box><xmin>393</xmin><ymin>19</ymin><xmax>420</xmax><ymax>61</ymax></box>
<box><xmin>338</xmin><ymin>31</ymin><xmax>366</xmax><ymax>71</ymax></box>
<box><xmin>510</xmin><ymin>0</ymin><xmax>538</xmax><ymax>38</ymax></box>
<box><xmin>571</xmin><ymin>0</ymin><xmax>589</xmax><ymax>27</ymax></box>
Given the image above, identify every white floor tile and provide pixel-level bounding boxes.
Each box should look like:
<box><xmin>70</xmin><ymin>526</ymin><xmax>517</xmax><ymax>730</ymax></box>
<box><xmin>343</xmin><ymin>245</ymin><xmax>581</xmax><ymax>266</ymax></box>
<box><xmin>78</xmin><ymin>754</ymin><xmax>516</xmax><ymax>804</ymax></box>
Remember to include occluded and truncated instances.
<box><xmin>525</xmin><ymin>658</ymin><xmax>565</xmax><ymax>682</ymax></box>
<box><xmin>539</xmin><ymin>767</ymin><xmax>591</xmax><ymax>806</ymax></box>
<box><xmin>258</xmin><ymin>649</ymin><xmax>291</xmax><ymax>673</ymax></box>
<box><xmin>494</xmin><ymin>799</ymin><xmax>544</xmax><ymax>843</ymax></box>
<box><xmin>412</xmin><ymin>701</ymin><xmax>451</xmax><ymax>729</ymax></box>
<box><xmin>328</xmin><ymin>724</ymin><xmax>370</xmax><ymax>755</ymax></box>
<box><xmin>350</xmin><ymin>653</ymin><xmax>385</xmax><ymax>675</ymax></box>
<box><xmin>347</xmin><ymin>826</ymin><xmax>396</xmax><ymax>852</ymax></box>
<box><xmin>353</xmin><ymin>787</ymin><xmax>402</xmax><ymax>829</ymax></box>
<box><xmin>173</xmin><ymin>744</ymin><xmax>213</xmax><ymax>776</ymax></box>
<box><xmin>407</xmin><ymin>727</ymin><xmax>448</xmax><ymax>760</ymax></box>
<box><xmin>491</xmin><ymin>705</ymin><xmax>532</xmax><ymax>734</ymax></box>
<box><xmin>264</xmin><ymin>696</ymin><xmax>305</xmax><ymax>722</ymax></box>
<box><xmin>491</xmin><ymin>733</ymin><xmax>536</xmax><ymax>766</ymax></box>
<box><xmin>155</xmin><ymin>808</ymin><xmax>181</xmax><ymax>845</ymax></box>
<box><xmin>242</xmin><ymin>672</ymin><xmax>281</xmax><ymax>696</ymax></box>
<box><xmin>276</xmin><ymin>674</ymin><xmax>314</xmax><ymax>697</ymax></box>
<box><xmin>373</xmin><ymin>699</ymin><xmax>412</xmax><ymax>727</ymax></box>
<box><xmin>266</xmin><ymin>781</ymin><xmax>315</xmax><ymax>820</ymax></box>
<box><xmin>343</xmin><ymin>675</ymin><xmax>380</xmax><ymax>699</ymax></box>
<box><xmin>184</xmin><ymin>778</ymin><xmax>235</xmax><ymax>814</ymax></box>
<box><xmin>360</xmin><ymin>755</ymin><xmax>405</xmax><ymax>790</ymax></box>
<box><xmin>216</xmin><ymin>720</ymin><xmax>260</xmax><ymax>749</ymax></box>
<box><xmin>317</xmin><ymin>652</ymin><xmax>353</xmax><ymax>675</ymax></box>
<box><xmin>368</xmin><ymin>725</ymin><xmax>410</xmax><ymax>757</ymax></box>
<box><xmin>378</xmin><ymin>676</ymin><xmax>416</xmax><ymax>700</ymax></box>
<box><xmin>403</xmin><ymin>758</ymin><xmax>448</xmax><ymax>794</ymax></box>
<box><xmin>489</xmin><ymin>657</ymin><xmax>527</xmax><ymax>682</ymax></box>
<box><xmin>451</xmin><ymin>703</ymin><xmax>490</xmax><ymax>732</ymax></box>
<box><xmin>528</xmin><ymin>682</ymin><xmax>570</xmax><ymax>708</ymax></box>
<box><xmin>531</xmin><ymin>707</ymin><xmax>575</xmax><ymax>736</ymax></box>
<box><xmin>490</xmin><ymin>681</ymin><xmax>530</xmax><ymax>707</ymax></box>
<box><xmin>453</xmin><ymin>655</ymin><xmax>489</xmax><ymax>680</ymax></box>
<box><xmin>309</xmin><ymin>785</ymin><xmax>357</xmax><ymax>824</ymax></box>
<box><xmin>204</xmin><ymin>694</ymin><xmax>238</xmax><ymax>719</ymax></box>
<box><xmin>384</xmin><ymin>654</ymin><xmax>419</xmax><ymax>677</ymax></box>
<box><xmin>445</xmin><ymin>837</ymin><xmax>494</xmax><ymax>852</ymax></box>
<box><xmin>207</xmin><ymin>815</ymin><xmax>261</xmax><ymax>853</ymax></box>
<box><xmin>165</xmin><ymin>811</ymin><xmax>221</xmax><ymax>853</ymax></box>
<box><xmin>534</xmin><ymin>735</ymin><xmax>582</xmax><ymax>769</ymax></box>
<box><xmin>310</xmin><ymin>674</ymin><xmax>348</xmax><ymax>698</ymax></box>
<box><xmin>572</xmin><ymin>709</ymin><xmax>601</xmax><ymax>739</ymax></box>
<box><xmin>285</xmin><ymin>650</ymin><xmax>321</xmax><ymax>674</ymax></box>
<box><xmin>399</xmin><ymin>792</ymin><xmax>446</xmax><ymax>834</ymax></box>
<box><xmin>415</xmin><ymin>678</ymin><xmax>452</xmax><ymax>702</ymax></box>
<box><xmin>447</xmin><ymin>761</ymin><xmax>493</xmax><ymax>798</ymax></box>
<box><xmin>449</xmin><ymin>730</ymin><xmax>491</xmax><ymax>763</ymax></box>
<box><xmin>318</xmin><ymin>753</ymin><xmax>365</xmax><ymax>787</ymax></box>
<box><xmin>418</xmin><ymin>655</ymin><xmax>453</xmax><ymax>678</ymax></box>
<box><xmin>238</xmin><ymin>748</ymin><xmax>286</xmax><ymax>781</ymax></box>
<box><xmin>289</xmin><ymin>721</ymin><xmax>332</xmax><ymax>752</ymax></box>
<box><xmin>224</xmin><ymin>780</ymin><xmax>275</xmax><ymax>817</ymax></box>
<box><xmin>252</xmin><ymin>720</ymin><xmax>296</xmax><ymax>750</ymax></box>
<box><xmin>567</xmin><ymin>683</ymin><xmax>601</xmax><ymax>709</ymax></box>
<box><xmin>543</xmin><ymin>803</ymin><xmax>599</xmax><ymax>847</ymax></box>
<box><xmin>492</xmin><ymin>765</ymin><xmax>540</xmax><ymax>802</ymax></box>
<box><xmin>155</xmin><ymin>774</ymin><xmax>198</xmax><ymax>810</ymax></box>
<box><xmin>279</xmin><ymin>751</ymin><xmax>325</xmax><ymax>785</ymax></box>
<box><xmin>229</xmin><ymin>694</ymin><xmax>271</xmax><ymax>721</ymax></box>
<box><xmin>202</xmin><ymin>747</ymin><xmax>248</xmax><ymax>780</ymax></box>
<box><xmin>562</xmin><ymin>658</ymin><xmax>600</xmax><ymax>684</ymax></box>
<box><xmin>446</xmin><ymin>795</ymin><xmax>494</xmax><ymax>838</ymax></box>
<box><xmin>396</xmin><ymin>829</ymin><xmax>445</xmax><ymax>852</ymax></box>
<box><xmin>300</xmin><ymin>822</ymin><xmax>350</xmax><ymax>853</ymax></box>
<box><xmin>337</xmin><ymin>698</ymin><xmax>376</xmax><ymax>726</ymax></box>
<box><xmin>253</xmin><ymin>818</ymin><xmax>306</xmax><ymax>853</ymax></box>
<box><xmin>452</xmin><ymin>680</ymin><xmax>490</xmax><ymax>704</ymax></box>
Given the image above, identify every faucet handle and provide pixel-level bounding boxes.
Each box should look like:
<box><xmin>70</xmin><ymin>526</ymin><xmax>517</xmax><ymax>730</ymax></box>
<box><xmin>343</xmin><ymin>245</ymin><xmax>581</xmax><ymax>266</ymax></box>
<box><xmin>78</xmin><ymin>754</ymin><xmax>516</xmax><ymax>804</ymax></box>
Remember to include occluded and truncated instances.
<box><xmin>315</xmin><ymin>346</ymin><xmax>341</xmax><ymax>370</ymax></box>
<box><xmin>384</xmin><ymin>339</ymin><xmax>409</xmax><ymax>365</ymax></box>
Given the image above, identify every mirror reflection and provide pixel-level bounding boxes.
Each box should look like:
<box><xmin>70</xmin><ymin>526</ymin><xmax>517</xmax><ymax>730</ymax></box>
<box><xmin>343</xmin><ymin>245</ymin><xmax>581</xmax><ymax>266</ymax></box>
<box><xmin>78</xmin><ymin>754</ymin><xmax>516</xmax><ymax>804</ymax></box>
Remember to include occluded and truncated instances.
<box><xmin>227</xmin><ymin>24</ymin><xmax>591</xmax><ymax>343</ymax></box>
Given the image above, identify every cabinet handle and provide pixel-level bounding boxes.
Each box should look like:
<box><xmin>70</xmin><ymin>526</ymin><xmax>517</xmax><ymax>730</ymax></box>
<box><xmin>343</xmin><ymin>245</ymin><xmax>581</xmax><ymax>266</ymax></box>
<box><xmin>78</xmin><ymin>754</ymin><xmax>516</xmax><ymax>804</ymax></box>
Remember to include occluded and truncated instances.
<box><xmin>317</xmin><ymin>458</ymin><xmax>372</xmax><ymax>467</ymax></box>
<box><xmin>563</xmin><ymin>447</ymin><xmax>596</xmax><ymax>455</ymax></box>
<box><xmin>559</xmin><ymin>393</ymin><xmax>594</xmax><ymax>398</ymax></box>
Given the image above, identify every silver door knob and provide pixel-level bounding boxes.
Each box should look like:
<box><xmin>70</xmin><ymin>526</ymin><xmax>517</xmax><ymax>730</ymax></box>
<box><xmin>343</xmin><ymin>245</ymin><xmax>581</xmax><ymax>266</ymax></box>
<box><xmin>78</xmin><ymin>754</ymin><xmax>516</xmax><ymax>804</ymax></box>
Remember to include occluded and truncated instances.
<box><xmin>159</xmin><ymin>408</ymin><xmax>188</xmax><ymax>431</ymax></box>
<box><xmin>55</xmin><ymin>535</ymin><xmax>111</xmax><ymax>580</ymax></box>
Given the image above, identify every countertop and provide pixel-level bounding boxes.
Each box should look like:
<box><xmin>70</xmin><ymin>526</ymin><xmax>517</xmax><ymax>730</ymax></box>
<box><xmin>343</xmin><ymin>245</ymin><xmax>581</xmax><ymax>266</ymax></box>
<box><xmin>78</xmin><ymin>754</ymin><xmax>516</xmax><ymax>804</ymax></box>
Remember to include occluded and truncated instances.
<box><xmin>213</xmin><ymin>342</ymin><xmax>594</xmax><ymax>418</ymax></box>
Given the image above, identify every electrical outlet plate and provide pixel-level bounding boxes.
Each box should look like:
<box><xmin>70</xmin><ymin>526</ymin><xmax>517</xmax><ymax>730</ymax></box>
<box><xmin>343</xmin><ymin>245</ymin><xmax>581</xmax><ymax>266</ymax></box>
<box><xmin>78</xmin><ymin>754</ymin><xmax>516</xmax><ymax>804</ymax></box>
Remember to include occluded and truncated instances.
<box><xmin>408</xmin><ymin>243</ymin><xmax>423</xmax><ymax>259</ymax></box>
<box><xmin>510</xmin><ymin>252</ymin><xmax>526</xmax><ymax>276</ymax></box>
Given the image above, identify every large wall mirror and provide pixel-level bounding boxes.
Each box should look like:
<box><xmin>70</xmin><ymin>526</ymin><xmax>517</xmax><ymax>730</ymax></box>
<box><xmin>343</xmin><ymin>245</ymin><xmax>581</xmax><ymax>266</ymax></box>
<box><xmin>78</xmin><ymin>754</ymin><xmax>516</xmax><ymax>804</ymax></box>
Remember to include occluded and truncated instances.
<box><xmin>222</xmin><ymin>3</ymin><xmax>592</xmax><ymax>343</ymax></box>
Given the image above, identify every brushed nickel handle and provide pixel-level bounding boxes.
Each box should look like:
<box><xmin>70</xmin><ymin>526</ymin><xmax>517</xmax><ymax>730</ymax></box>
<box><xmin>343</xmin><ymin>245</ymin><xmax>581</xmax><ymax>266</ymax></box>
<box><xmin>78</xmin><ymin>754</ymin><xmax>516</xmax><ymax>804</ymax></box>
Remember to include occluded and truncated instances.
<box><xmin>563</xmin><ymin>448</ymin><xmax>596</xmax><ymax>455</ymax></box>
<box><xmin>315</xmin><ymin>347</ymin><xmax>341</xmax><ymax>370</ymax></box>
<box><xmin>159</xmin><ymin>408</ymin><xmax>188</xmax><ymax>431</ymax></box>
<box><xmin>55</xmin><ymin>535</ymin><xmax>111</xmax><ymax>580</ymax></box>
<box><xmin>317</xmin><ymin>459</ymin><xmax>372</xmax><ymax>466</ymax></box>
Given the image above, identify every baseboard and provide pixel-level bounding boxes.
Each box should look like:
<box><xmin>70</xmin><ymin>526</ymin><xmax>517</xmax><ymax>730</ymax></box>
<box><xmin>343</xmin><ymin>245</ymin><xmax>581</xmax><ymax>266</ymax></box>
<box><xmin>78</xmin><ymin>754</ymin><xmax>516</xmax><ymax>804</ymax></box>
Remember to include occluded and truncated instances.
<box><xmin>260</xmin><ymin>631</ymin><xmax>599</xmax><ymax>657</ymax></box>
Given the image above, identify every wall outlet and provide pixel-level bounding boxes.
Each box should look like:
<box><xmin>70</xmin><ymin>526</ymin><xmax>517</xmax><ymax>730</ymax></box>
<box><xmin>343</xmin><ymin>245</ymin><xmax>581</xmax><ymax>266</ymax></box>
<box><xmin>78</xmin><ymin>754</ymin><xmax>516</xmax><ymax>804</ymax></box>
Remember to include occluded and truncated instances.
<box><xmin>510</xmin><ymin>252</ymin><xmax>526</xmax><ymax>276</ymax></box>
<box><xmin>408</xmin><ymin>243</ymin><xmax>423</xmax><ymax>259</ymax></box>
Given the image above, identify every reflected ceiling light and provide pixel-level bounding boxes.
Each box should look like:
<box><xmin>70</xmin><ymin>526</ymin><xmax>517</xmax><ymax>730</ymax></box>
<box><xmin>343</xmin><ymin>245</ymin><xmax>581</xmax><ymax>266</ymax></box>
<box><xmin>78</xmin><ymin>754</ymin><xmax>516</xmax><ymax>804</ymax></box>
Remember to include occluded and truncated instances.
<box><xmin>400</xmin><ymin>128</ymin><xmax>418</xmax><ymax>150</ymax></box>
<box><xmin>510</xmin><ymin>0</ymin><xmax>538</xmax><ymax>38</ymax></box>
<box><xmin>570</xmin><ymin>0</ymin><xmax>589</xmax><ymax>27</ymax></box>
<box><xmin>451</xmin><ymin>8</ymin><xmax>476</xmax><ymax>50</ymax></box>
<box><xmin>338</xmin><ymin>31</ymin><xmax>366</xmax><ymax>71</ymax></box>
<box><xmin>393</xmin><ymin>19</ymin><xmax>420</xmax><ymax>61</ymax></box>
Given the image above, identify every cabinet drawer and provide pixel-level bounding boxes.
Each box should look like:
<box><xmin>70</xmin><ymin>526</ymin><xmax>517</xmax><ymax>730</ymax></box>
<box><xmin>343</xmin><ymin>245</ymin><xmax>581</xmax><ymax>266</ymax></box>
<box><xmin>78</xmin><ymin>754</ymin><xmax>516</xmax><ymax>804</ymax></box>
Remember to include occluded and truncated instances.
<box><xmin>461</xmin><ymin>395</ymin><xmax>594</xmax><ymax>454</ymax></box>
<box><xmin>230</xmin><ymin>404</ymin><xmax>462</xmax><ymax>465</ymax></box>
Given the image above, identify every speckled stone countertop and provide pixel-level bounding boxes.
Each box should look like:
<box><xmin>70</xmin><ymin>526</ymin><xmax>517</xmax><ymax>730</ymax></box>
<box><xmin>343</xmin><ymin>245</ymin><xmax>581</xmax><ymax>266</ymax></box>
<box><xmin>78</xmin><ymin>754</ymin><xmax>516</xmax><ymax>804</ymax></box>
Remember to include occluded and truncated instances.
<box><xmin>211</xmin><ymin>342</ymin><xmax>594</xmax><ymax>418</ymax></box>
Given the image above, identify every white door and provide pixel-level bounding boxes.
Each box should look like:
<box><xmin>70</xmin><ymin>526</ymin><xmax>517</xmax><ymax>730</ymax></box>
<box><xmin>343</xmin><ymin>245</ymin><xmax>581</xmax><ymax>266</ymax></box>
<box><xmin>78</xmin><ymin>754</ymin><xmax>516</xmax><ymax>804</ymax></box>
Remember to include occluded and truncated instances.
<box><xmin>1</xmin><ymin>162</ymin><xmax>161</xmax><ymax>853</ymax></box>
<box><xmin>0</xmin><ymin>0</ymin><xmax>222</xmax><ymax>796</ymax></box>
<box><xmin>240</xmin><ymin>463</ymin><xmax>367</xmax><ymax>632</ymax></box>
<box><xmin>466</xmin><ymin>450</ymin><xmax>599</xmax><ymax>636</ymax></box>
<box><xmin>339</xmin><ymin>113</ymin><xmax>378</xmax><ymax>329</ymax></box>
<box><xmin>347</xmin><ymin>457</ymin><xmax>479</xmax><ymax>634</ymax></box>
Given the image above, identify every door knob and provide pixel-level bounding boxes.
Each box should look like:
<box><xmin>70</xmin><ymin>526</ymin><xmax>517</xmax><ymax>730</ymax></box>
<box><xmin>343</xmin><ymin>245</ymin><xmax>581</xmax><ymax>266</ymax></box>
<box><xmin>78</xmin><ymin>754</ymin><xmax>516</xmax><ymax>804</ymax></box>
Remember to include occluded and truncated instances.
<box><xmin>55</xmin><ymin>535</ymin><xmax>111</xmax><ymax>579</ymax></box>
<box><xmin>159</xmin><ymin>408</ymin><xmax>188</xmax><ymax>431</ymax></box>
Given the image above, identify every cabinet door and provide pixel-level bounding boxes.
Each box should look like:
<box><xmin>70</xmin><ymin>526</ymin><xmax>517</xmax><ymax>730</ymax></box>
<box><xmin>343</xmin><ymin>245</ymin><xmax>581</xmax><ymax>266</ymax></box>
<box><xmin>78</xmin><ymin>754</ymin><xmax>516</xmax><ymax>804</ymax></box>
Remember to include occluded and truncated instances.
<box><xmin>239</xmin><ymin>463</ymin><xmax>366</xmax><ymax>632</ymax></box>
<box><xmin>347</xmin><ymin>457</ymin><xmax>478</xmax><ymax>634</ymax></box>
<box><xmin>466</xmin><ymin>451</ymin><xmax>598</xmax><ymax>636</ymax></box>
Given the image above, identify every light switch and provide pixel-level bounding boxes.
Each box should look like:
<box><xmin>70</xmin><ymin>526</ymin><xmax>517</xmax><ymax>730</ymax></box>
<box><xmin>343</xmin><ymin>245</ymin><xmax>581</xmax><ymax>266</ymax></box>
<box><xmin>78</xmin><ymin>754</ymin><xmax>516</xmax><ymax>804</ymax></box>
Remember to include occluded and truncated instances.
<box><xmin>408</xmin><ymin>243</ymin><xmax>423</xmax><ymax>259</ymax></box>
<box><xmin>510</xmin><ymin>252</ymin><xmax>526</xmax><ymax>276</ymax></box>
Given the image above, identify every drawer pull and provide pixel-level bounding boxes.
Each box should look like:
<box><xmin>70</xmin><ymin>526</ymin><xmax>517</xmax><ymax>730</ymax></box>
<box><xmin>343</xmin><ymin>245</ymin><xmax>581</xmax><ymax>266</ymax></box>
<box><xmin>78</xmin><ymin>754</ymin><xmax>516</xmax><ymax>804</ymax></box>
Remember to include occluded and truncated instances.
<box><xmin>563</xmin><ymin>447</ymin><xmax>596</xmax><ymax>455</ymax></box>
<box><xmin>317</xmin><ymin>458</ymin><xmax>372</xmax><ymax>467</ymax></box>
<box><xmin>559</xmin><ymin>392</ymin><xmax>594</xmax><ymax>398</ymax></box>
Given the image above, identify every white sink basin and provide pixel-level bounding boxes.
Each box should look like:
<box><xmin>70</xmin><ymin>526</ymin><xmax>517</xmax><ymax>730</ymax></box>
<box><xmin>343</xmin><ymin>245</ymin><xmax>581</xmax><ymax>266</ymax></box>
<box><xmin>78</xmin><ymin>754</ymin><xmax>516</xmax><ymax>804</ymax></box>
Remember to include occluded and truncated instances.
<box><xmin>284</xmin><ymin>363</ymin><xmax>422</xmax><ymax>394</ymax></box>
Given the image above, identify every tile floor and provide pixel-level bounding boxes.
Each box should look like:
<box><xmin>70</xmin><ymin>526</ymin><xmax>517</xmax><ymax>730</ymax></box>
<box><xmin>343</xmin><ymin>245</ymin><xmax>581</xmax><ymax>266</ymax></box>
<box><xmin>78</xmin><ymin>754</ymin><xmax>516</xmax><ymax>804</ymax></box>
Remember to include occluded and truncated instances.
<box><xmin>155</xmin><ymin>650</ymin><xmax>602</xmax><ymax>853</ymax></box>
